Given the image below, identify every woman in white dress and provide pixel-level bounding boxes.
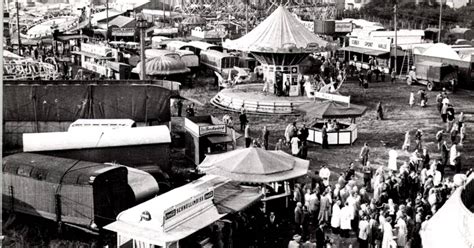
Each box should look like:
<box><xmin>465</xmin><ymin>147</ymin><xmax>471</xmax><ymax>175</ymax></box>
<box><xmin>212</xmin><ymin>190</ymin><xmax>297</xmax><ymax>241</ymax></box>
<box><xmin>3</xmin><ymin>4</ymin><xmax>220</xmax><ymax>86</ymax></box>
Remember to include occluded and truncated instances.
<box><xmin>330</xmin><ymin>200</ymin><xmax>341</xmax><ymax>233</ymax></box>
<box><xmin>395</xmin><ymin>213</ymin><xmax>407</xmax><ymax>248</ymax></box>
<box><xmin>402</xmin><ymin>131</ymin><xmax>411</xmax><ymax>151</ymax></box>
<box><xmin>381</xmin><ymin>217</ymin><xmax>394</xmax><ymax>248</ymax></box>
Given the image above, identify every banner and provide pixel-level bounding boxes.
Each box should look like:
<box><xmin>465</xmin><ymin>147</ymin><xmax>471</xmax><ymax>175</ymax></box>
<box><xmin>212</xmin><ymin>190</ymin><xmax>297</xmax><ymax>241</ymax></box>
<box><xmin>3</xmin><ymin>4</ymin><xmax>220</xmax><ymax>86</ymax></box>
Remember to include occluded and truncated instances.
<box><xmin>349</xmin><ymin>38</ymin><xmax>391</xmax><ymax>52</ymax></box>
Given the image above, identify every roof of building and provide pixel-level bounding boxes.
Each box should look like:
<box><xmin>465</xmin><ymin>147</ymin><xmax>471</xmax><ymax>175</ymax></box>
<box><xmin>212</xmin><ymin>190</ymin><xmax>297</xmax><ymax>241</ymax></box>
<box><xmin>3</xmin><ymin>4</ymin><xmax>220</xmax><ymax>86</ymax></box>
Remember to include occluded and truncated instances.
<box><xmin>109</xmin><ymin>15</ymin><xmax>136</xmax><ymax>28</ymax></box>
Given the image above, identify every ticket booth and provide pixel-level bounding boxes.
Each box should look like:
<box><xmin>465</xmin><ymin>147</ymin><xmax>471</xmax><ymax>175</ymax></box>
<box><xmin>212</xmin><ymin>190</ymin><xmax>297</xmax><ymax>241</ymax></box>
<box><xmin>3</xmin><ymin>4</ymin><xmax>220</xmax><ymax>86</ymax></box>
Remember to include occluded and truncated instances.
<box><xmin>185</xmin><ymin>116</ymin><xmax>238</xmax><ymax>165</ymax></box>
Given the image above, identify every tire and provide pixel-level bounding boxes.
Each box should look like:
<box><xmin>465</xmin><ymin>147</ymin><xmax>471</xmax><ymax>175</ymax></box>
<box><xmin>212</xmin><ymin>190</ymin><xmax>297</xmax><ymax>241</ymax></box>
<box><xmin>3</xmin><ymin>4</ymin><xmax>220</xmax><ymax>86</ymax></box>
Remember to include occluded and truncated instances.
<box><xmin>406</xmin><ymin>76</ymin><xmax>413</xmax><ymax>85</ymax></box>
<box><xmin>427</xmin><ymin>81</ymin><xmax>434</xmax><ymax>91</ymax></box>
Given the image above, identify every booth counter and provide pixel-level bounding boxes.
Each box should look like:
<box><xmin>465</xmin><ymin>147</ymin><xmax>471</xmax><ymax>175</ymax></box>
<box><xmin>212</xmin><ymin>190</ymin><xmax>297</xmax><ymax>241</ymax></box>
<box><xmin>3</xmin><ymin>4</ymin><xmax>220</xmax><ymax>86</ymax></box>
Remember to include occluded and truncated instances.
<box><xmin>307</xmin><ymin>122</ymin><xmax>358</xmax><ymax>145</ymax></box>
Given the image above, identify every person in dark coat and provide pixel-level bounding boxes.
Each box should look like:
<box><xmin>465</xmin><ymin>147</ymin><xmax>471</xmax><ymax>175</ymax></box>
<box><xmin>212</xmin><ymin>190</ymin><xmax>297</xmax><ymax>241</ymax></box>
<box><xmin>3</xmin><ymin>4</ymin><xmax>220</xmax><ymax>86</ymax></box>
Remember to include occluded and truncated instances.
<box><xmin>294</xmin><ymin>202</ymin><xmax>304</xmax><ymax>233</ymax></box>
<box><xmin>261</xmin><ymin>126</ymin><xmax>270</xmax><ymax>150</ymax></box>
<box><xmin>239</xmin><ymin>109</ymin><xmax>248</xmax><ymax>131</ymax></box>
<box><xmin>376</xmin><ymin>101</ymin><xmax>384</xmax><ymax>120</ymax></box>
<box><xmin>315</xmin><ymin>224</ymin><xmax>326</xmax><ymax>248</ymax></box>
<box><xmin>440</xmin><ymin>141</ymin><xmax>449</xmax><ymax>169</ymax></box>
<box><xmin>322</xmin><ymin>125</ymin><xmax>328</xmax><ymax>149</ymax></box>
<box><xmin>176</xmin><ymin>99</ymin><xmax>183</xmax><ymax>117</ymax></box>
<box><xmin>186</xmin><ymin>103</ymin><xmax>195</xmax><ymax>117</ymax></box>
<box><xmin>298</xmin><ymin>124</ymin><xmax>309</xmax><ymax>142</ymax></box>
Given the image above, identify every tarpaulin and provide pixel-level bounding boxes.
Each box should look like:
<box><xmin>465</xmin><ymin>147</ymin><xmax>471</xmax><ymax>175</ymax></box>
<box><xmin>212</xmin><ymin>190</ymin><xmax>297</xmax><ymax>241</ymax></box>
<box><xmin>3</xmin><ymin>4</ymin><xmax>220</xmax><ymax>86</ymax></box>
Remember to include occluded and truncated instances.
<box><xmin>4</xmin><ymin>84</ymin><xmax>172</xmax><ymax>122</ymax></box>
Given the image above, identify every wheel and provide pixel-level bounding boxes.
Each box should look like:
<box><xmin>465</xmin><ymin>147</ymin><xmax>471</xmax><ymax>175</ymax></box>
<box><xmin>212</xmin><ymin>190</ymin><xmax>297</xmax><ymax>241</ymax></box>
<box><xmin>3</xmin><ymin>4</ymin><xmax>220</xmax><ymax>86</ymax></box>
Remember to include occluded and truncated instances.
<box><xmin>406</xmin><ymin>76</ymin><xmax>413</xmax><ymax>85</ymax></box>
<box><xmin>427</xmin><ymin>81</ymin><xmax>434</xmax><ymax>91</ymax></box>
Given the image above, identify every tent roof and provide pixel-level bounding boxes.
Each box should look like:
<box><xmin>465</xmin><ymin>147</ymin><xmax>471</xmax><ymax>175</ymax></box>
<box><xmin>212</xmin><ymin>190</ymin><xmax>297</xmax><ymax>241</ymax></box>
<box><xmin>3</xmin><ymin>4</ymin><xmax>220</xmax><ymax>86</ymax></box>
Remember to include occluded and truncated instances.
<box><xmin>223</xmin><ymin>5</ymin><xmax>328</xmax><ymax>53</ymax></box>
<box><xmin>420</xmin><ymin>175</ymin><xmax>474</xmax><ymax>248</ymax></box>
<box><xmin>422</xmin><ymin>43</ymin><xmax>461</xmax><ymax>60</ymax></box>
<box><xmin>296</xmin><ymin>100</ymin><xmax>367</xmax><ymax>119</ymax></box>
<box><xmin>109</xmin><ymin>15</ymin><xmax>135</xmax><ymax>28</ymax></box>
<box><xmin>134</xmin><ymin>56</ymin><xmax>190</xmax><ymax>75</ymax></box>
<box><xmin>198</xmin><ymin>148</ymin><xmax>309</xmax><ymax>183</ymax></box>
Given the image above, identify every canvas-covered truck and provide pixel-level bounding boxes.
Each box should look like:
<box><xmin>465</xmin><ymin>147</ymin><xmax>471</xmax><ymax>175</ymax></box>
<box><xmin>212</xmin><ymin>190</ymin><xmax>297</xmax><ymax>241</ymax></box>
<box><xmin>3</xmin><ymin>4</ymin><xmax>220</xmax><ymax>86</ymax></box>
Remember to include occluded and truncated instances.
<box><xmin>406</xmin><ymin>61</ymin><xmax>458</xmax><ymax>91</ymax></box>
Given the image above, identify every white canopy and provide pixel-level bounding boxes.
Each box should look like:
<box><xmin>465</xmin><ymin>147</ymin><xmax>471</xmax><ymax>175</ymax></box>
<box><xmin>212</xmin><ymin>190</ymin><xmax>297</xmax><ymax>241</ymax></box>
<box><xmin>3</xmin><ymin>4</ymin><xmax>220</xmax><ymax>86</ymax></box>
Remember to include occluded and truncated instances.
<box><xmin>422</xmin><ymin>43</ymin><xmax>461</xmax><ymax>60</ymax></box>
<box><xmin>23</xmin><ymin>125</ymin><xmax>171</xmax><ymax>152</ymax></box>
<box><xmin>223</xmin><ymin>5</ymin><xmax>327</xmax><ymax>53</ymax></box>
<box><xmin>420</xmin><ymin>175</ymin><xmax>474</xmax><ymax>248</ymax></box>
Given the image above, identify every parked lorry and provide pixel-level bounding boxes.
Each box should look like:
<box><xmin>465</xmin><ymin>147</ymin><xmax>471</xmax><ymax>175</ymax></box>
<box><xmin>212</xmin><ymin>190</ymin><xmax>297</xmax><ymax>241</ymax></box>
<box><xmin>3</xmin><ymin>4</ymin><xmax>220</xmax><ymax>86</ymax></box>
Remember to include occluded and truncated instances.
<box><xmin>406</xmin><ymin>61</ymin><xmax>458</xmax><ymax>91</ymax></box>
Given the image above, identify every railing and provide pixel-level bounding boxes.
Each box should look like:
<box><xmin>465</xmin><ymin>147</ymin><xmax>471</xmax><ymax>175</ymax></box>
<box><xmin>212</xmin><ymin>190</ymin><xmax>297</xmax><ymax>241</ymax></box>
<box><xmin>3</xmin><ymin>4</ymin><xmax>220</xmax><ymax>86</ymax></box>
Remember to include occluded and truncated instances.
<box><xmin>211</xmin><ymin>92</ymin><xmax>307</xmax><ymax>115</ymax></box>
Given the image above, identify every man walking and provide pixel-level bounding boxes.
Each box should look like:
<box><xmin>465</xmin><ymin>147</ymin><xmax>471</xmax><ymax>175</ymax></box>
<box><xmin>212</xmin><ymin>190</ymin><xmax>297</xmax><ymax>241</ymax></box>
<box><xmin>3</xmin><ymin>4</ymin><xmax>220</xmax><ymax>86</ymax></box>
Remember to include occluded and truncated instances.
<box><xmin>322</xmin><ymin>125</ymin><xmax>328</xmax><ymax>149</ymax></box>
<box><xmin>360</xmin><ymin>143</ymin><xmax>370</xmax><ymax>167</ymax></box>
<box><xmin>239</xmin><ymin>109</ymin><xmax>248</xmax><ymax>131</ymax></box>
<box><xmin>245</xmin><ymin>124</ymin><xmax>251</xmax><ymax>148</ymax></box>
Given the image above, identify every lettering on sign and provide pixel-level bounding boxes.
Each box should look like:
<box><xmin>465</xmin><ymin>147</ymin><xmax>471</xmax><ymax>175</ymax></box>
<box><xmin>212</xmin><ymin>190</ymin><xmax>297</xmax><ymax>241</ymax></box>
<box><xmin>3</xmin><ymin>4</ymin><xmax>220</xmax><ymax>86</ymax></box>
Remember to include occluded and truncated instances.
<box><xmin>335</xmin><ymin>22</ymin><xmax>353</xmax><ymax>33</ymax></box>
<box><xmin>111</xmin><ymin>28</ymin><xmax>135</xmax><ymax>37</ymax></box>
<box><xmin>199</xmin><ymin>124</ymin><xmax>227</xmax><ymax>136</ymax></box>
<box><xmin>349</xmin><ymin>38</ymin><xmax>391</xmax><ymax>52</ymax></box>
<box><xmin>163</xmin><ymin>189</ymin><xmax>214</xmax><ymax>231</ymax></box>
<box><xmin>313</xmin><ymin>92</ymin><xmax>350</xmax><ymax>104</ymax></box>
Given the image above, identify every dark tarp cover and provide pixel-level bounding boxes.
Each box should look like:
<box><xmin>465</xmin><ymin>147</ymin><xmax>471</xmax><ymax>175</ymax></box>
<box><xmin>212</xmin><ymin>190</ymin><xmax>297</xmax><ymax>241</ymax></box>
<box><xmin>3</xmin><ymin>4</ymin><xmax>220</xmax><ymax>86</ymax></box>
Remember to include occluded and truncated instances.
<box><xmin>4</xmin><ymin>84</ymin><xmax>172</xmax><ymax>122</ymax></box>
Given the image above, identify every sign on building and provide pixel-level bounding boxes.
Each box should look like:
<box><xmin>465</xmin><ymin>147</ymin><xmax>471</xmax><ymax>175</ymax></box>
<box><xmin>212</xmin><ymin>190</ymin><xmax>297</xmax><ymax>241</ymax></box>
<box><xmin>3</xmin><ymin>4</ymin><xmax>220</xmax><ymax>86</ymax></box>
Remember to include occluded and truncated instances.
<box><xmin>335</xmin><ymin>22</ymin><xmax>353</xmax><ymax>33</ymax></box>
<box><xmin>349</xmin><ymin>38</ymin><xmax>391</xmax><ymax>52</ymax></box>
<box><xmin>111</xmin><ymin>28</ymin><xmax>135</xmax><ymax>37</ymax></box>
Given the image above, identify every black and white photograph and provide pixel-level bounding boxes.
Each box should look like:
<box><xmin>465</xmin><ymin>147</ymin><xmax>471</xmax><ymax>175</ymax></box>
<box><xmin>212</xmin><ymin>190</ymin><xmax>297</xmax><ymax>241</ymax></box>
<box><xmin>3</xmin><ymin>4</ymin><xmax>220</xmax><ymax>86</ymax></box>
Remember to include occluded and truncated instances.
<box><xmin>1</xmin><ymin>0</ymin><xmax>474</xmax><ymax>247</ymax></box>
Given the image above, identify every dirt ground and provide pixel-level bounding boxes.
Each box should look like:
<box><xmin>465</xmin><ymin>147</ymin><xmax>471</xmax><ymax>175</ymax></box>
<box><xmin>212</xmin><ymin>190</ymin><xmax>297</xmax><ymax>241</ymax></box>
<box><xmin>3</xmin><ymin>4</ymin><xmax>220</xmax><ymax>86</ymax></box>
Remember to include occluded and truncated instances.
<box><xmin>181</xmin><ymin>76</ymin><xmax>474</xmax><ymax>177</ymax></box>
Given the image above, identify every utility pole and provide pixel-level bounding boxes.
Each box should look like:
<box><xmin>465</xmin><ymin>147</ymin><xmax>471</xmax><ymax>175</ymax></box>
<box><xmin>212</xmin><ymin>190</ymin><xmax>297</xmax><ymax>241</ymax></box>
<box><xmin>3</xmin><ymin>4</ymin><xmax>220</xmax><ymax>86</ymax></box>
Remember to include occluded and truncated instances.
<box><xmin>16</xmin><ymin>0</ymin><xmax>21</xmax><ymax>54</ymax></box>
<box><xmin>106</xmin><ymin>0</ymin><xmax>109</xmax><ymax>42</ymax></box>
<box><xmin>394</xmin><ymin>3</ymin><xmax>398</xmax><ymax>75</ymax></box>
<box><xmin>136</xmin><ymin>13</ymin><xmax>148</xmax><ymax>80</ymax></box>
<box><xmin>245</xmin><ymin>0</ymin><xmax>249</xmax><ymax>34</ymax></box>
<box><xmin>438</xmin><ymin>0</ymin><xmax>443</xmax><ymax>43</ymax></box>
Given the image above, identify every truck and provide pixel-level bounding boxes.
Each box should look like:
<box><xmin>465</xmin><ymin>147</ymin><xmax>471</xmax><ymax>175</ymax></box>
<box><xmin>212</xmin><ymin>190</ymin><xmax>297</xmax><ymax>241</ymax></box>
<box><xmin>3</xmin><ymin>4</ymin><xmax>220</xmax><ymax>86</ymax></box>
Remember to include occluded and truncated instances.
<box><xmin>406</xmin><ymin>61</ymin><xmax>458</xmax><ymax>91</ymax></box>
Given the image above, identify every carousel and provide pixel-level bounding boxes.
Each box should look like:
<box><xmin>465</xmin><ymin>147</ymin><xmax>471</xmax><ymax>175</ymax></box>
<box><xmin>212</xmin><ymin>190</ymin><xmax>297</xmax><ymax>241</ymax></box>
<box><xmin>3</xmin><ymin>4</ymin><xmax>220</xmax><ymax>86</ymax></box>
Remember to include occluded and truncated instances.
<box><xmin>223</xmin><ymin>5</ymin><xmax>328</xmax><ymax>97</ymax></box>
<box><xmin>210</xmin><ymin>5</ymin><xmax>334</xmax><ymax>114</ymax></box>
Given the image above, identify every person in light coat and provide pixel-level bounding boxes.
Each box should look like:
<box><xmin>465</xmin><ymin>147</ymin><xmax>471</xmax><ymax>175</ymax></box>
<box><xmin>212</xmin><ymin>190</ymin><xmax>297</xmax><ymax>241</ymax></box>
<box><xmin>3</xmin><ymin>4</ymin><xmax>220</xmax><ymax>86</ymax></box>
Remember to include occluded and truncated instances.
<box><xmin>319</xmin><ymin>165</ymin><xmax>331</xmax><ymax>187</ymax></box>
<box><xmin>330</xmin><ymin>200</ymin><xmax>342</xmax><ymax>234</ymax></box>
<box><xmin>394</xmin><ymin>213</ymin><xmax>407</xmax><ymax>248</ymax></box>
<box><xmin>402</xmin><ymin>131</ymin><xmax>411</xmax><ymax>151</ymax></box>
<box><xmin>340</xmin><ymin>201</ymin><xmax>353</xmax><ymax>238</ymax></box>
<box><xmin>381</xmin><ymin>217</ymin><xmax>394</xmax><ymax>248</ymax></box>
<box><xmin>318</xmin><ymin>192</ymin><xmax>332</xmax><ymax>225</ymax></box>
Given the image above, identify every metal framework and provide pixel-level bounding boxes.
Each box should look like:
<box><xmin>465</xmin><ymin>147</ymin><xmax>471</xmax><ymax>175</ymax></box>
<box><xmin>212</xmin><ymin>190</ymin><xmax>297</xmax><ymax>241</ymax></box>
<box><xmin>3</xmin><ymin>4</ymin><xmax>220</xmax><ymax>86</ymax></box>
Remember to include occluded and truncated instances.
<box><xmin>3</xmin><ymin>58</ymin><xmax>61</xmax><ymax>80</ymax></box>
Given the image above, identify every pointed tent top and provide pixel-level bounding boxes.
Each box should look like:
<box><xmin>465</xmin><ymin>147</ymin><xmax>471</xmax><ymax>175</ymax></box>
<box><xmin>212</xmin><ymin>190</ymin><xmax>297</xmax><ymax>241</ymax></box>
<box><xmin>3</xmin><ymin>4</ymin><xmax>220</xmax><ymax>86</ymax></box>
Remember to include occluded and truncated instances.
<box><xmin>198</xmin><ymin>147</ymin><xmax>309</xmax><ymax>183</ymax></box>
<box><xmin>223</xmin><ymin>5</ymin><xmax>327</xmax><ymax>53</ymax></box>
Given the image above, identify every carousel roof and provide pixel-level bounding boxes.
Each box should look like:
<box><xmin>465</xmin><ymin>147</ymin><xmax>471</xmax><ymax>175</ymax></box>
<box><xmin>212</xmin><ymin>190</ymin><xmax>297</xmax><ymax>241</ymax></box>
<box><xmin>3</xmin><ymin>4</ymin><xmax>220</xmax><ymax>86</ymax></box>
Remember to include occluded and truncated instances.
<box><xmin>133</xmin><ymin>56</ymin><xmax>190</xmax><ymax>75</ymax></box>
<box><xmin>182</xmin><ymin>15</ymin><xmax>206</xmax><ymax>25</ymax></box>
<box><xmin>297</xmin><ymin>100</ymin><xmax>367</xmax><ymax>119</ymax></box>
<box><xmin>223</xmin><ymin>5</ymin><xmax>328</xmax><ymax>53</ymax></box>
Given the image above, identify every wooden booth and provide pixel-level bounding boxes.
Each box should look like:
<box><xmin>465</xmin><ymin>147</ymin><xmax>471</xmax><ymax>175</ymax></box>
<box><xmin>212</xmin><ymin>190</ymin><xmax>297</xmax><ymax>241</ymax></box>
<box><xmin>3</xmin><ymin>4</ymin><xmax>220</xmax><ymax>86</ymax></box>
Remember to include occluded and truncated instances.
<box><xmin>297</xmin><ymin>92</ymin><xmax>367</xmax><ymax>146</ymax></box>
<box><xmin>185</xmin><ymin>116</ymin><xmax>238</xmax><ymax>165</ymax></box>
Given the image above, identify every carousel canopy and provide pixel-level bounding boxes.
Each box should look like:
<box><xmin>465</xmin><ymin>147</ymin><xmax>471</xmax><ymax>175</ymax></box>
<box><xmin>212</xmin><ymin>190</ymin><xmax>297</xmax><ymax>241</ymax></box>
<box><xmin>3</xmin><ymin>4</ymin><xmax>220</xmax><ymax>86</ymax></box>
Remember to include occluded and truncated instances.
<box><xmin>182</xmin><ymin>15</ymin><xmax>206</xmax><ymax>25</ymax></box>
<box><xmin>297</xmin><ymin>101</ymin><xmax>367</xmax><ymax>119</ymax></box>
<box><xmin>197</xmin><ymin>147</ymin><xmax>309</xmax><ymax>183</ymax></box>
<box><xmin>223</xmin><ymin>5</ymin><xmax>328</xmax><ymax>53</ymax></box>
<box><xmin>133</xmin><ymin>56</ymin><xmax>190</xmax><ymax>75</ymax></box>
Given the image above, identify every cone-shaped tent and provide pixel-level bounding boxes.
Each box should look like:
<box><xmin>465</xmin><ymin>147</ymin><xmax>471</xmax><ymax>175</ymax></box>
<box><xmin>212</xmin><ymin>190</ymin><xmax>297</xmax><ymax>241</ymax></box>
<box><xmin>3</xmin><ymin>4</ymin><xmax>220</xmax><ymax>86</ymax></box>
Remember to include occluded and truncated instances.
<box><xmin>197</xmin><ymin>147</ymin><xmax>309</xmax><ymax>183</ymax></box>
<box><xmin>297</xmin><ymin>101</ymin><xmax>367</xmax><ymax>119</ymax></box>
<box><xmin>223</xmin><ymin>5</ymin><xmax>328</xmax><ymax>53</ymax></box>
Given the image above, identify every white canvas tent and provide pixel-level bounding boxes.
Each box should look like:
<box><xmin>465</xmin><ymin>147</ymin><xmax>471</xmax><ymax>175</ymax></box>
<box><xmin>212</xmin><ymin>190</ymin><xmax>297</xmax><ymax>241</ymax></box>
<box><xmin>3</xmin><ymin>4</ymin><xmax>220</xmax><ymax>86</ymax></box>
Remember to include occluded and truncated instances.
<box><xmin>223</xmin><ymin>5</ymin><xmax>328</xmax><ymax>53</ymax></box>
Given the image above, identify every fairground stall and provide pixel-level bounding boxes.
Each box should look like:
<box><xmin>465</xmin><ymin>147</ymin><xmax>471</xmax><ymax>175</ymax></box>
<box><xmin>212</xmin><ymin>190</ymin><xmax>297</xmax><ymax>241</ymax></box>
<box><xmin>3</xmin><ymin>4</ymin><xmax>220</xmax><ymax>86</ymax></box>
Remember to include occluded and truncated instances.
<box><xmin>185</xmin><ymin>115</ymin><xmax>240</xmax><ymax>165</ymax></box>
<box><xmin>198</xmin><ymin>147</ymin><xmax>309</xmax><ymax>214</ymax></box>
<box><xmin>297</xmin><ymin>93</ymin><xmax>367</xmax><ymax>145</ymax></box>
<box><xmin>105</xmin><ymin>175</ymin><xmax>262</xmax><ymax>248</ymax></box>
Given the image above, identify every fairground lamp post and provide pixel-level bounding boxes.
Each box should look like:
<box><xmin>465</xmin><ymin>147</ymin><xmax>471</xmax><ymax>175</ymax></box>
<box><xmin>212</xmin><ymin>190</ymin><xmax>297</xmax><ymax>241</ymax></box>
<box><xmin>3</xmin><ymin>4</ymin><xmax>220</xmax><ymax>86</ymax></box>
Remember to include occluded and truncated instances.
<box><xmin>136</xmin><ymin>13</ymin><xmax>149</xmax><ymax>80</ymax></box>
